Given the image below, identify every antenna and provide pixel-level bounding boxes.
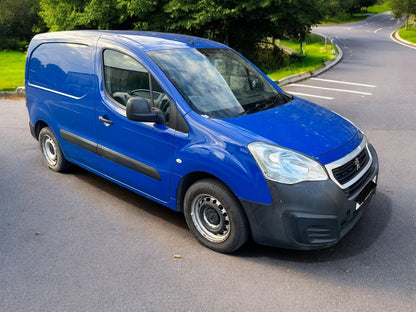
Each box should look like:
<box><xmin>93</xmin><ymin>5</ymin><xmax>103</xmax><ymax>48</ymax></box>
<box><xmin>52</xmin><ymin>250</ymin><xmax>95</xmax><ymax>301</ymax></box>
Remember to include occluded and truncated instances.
<box><xmin>187</xmin><ymin>36</ymin><xmax>195</xmax><ymax>46</ymax></box>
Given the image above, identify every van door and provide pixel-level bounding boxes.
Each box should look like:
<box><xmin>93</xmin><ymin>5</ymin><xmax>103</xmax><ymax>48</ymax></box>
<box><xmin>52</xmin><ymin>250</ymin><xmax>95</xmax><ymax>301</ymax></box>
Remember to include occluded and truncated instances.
<box><xmin>95</xmin><ymin>48</ymin><xmax>175</xmax><ymax>202</ymax></box>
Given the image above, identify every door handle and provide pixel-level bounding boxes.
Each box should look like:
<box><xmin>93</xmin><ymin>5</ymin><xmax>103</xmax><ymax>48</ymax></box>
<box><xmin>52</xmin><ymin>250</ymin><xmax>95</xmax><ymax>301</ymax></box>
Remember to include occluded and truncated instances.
<box><xmin>99</xmin><ymin>116</ymin><xmax>113</xmax><ymax>126</ymax></box>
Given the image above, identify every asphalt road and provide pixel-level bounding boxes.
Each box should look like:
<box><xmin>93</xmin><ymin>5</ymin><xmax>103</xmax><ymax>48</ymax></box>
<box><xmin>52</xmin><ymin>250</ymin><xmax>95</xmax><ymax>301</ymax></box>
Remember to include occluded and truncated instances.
<box><xmin>1</xmin><ymin>13</ymin><xmax>415</xmax><ymax>311</ymax></box>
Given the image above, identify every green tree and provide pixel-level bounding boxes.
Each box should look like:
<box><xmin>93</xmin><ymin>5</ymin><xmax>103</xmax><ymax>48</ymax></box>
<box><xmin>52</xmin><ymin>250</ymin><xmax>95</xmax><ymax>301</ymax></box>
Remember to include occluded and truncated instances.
<box><xmin>360</xmin><ymin>0</ymin><xmax>379</xmax><ymax>9</ymax></box>
<box><xmin>324</xmin><ymin>0</ymin><xmax>355</xmax><ymax>15</ymax></box>
<box><xmin>0</xmin><ymin>0</ymin><xmax>44</xmax><ymax>50</ymax></box>
<box><xmin>163</xmin><ymin>0</ymin><xmax>325</xmax><ymax>58</ymax></box>
<box><xmin>273</xmin><ymin>0</ymin><xmax>326</xmax><ymax>53</ymax></box>
<box><xmin>324</xmin><ymin>0</ymin><xmax>378</xmax><ymax>16</ymax></box>
<box><xmin>389</xmin><ymin>0</ymin><xmax>416</xmax><ymax>30</ymax></box>
<box><xmin>163</xmin><ymin>0</ymin><xmax>279</xmax><ymax>56</ymax></box>
<box><xmin>39</xmin><ymin>0</ymin><xmax>165</xmax><ymax>30</ymax></box>
<box><xmin>39</xmin><ymin>0</ymin><xmax>117</xmax><ymax>30</ymax></box>
<box><xmin>116</xmin><ymin>0</ymin><xmax>169</xmax><ymax>30</ymax></box>
<box><xmin>38</xmin><ymin>0</ymin><xmax>326</xmax><ymax>61</ymax></box>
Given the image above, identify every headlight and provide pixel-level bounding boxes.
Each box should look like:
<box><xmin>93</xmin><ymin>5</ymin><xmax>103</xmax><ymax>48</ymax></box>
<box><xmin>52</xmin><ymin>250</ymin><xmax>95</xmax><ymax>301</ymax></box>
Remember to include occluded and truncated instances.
<box><xmin>248</xmin><ymin>142</ymin><xmax>328</xmax><ymax>184</ymax></box>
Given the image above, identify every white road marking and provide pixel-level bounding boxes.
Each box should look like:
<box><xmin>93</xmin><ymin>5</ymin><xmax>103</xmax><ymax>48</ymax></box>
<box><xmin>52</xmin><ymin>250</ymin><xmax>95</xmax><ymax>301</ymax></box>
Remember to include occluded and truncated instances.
<box><xmin>374</xmin><ymin>28</ymin><xmax>383</xmax><ymax>33</ymax></box>
<box><xmin>288</xmin><ymin>92</ymin><xmax>334</xmax><ymax>100</ymax></box>
<box><xmin>311</xmin><ymin>78</ymin><xmax>376</xmax><ymax>88</ymax></box>
<box><xmin>291</xmin><ymin>84</ymin><xmax>373</xmax><ymax>96</ymax></box>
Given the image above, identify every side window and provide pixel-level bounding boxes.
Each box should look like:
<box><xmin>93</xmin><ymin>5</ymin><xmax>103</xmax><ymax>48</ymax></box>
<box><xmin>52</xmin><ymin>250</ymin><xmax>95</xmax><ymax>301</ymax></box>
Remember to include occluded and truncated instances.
<box><xmin>103</xmin><ymin>49</ymin><xmax>171</xmax><ymax>123</ymax></box>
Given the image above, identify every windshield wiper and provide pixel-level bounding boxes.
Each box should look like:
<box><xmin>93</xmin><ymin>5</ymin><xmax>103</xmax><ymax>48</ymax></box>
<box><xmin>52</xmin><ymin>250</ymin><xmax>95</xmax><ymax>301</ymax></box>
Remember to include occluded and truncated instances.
<box><xmin>235</xmin><ymin>100</ymin><xmax>266</xmax><ymax>117</ymax></box>
<box><xmin>236</xmin><ymin>92</ymin><xmax>292</xmax><ymax>117</ymax></box>
<box><xmin>257</xmin><ymin>94</ymin><xmax>281</xmax><ymax>112</ymax></box>
<box><xmin>257</xmin><ymin>92</ymin><xmax>294</xmax><ymax>113</ymax></box>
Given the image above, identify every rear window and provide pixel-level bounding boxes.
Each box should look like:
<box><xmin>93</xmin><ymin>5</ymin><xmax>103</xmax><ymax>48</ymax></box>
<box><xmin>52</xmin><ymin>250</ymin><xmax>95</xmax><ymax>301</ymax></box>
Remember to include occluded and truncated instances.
<box><xmin>28</xmin><ymin>43</ymin><xmax>92</xmax><ymax>98</ymax></box>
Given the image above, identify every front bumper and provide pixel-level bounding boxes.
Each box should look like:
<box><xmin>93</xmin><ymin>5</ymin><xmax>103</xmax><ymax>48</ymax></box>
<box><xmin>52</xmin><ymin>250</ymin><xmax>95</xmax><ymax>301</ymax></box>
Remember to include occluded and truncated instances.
<box><xmin>240</xmin><ymin>144</ymin><xmax>379</xmax><ymax>250</ymax></box>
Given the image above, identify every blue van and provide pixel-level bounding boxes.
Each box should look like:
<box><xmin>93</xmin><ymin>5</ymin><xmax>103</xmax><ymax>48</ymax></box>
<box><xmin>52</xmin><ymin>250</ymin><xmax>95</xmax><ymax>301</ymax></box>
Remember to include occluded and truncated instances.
<box><xmin>26</xmin><ymin>31</ymin><xmax>378</xmax><ymax>253</ymax></box>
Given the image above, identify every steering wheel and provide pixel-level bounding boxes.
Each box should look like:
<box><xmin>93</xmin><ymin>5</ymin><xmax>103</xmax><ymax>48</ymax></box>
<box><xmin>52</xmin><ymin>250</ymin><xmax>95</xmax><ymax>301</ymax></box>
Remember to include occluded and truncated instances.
<box><xmin>159</xmin><ymin>99</ymin><xmax>170</xmax><ymax>122</ymax></box>
<box><xmin>128</xmin><ymin>89</ymin><xmax>149</xmax><ymax>97</ymax></box>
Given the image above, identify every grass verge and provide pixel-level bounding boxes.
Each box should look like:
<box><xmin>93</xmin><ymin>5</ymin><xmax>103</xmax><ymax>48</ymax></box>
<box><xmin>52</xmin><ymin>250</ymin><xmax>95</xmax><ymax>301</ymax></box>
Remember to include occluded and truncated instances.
<box><xmin>322</xmin><ymin>3</ymin><xmax>390</xmax><ymax>25</ymax></box>
<box><xmin>398</xmin><ymin>28</ymin><xmax>416</xmax><ymax>44</ymax></box>
<box><xmin>265</xmin><ymin>35</ymin><xmax>337</xmax><ymax>82</ymax></box>
<box><xmin>0</xmin><ymin>51</ymin><xmax>26</xmax><ymax>91</ymax></box>
<box><xmin>367</xmin><ymin>3</ymin><xmax>390</xmax><ymax>14</ymax></box>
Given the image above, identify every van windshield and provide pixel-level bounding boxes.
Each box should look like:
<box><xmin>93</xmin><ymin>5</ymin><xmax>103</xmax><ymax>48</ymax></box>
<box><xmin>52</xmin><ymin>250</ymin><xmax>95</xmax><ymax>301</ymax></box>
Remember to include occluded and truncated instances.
<box><xmin>148</xmin><ymin>48</ymin><xmax>291</xmax><ymax>119</ymax></box>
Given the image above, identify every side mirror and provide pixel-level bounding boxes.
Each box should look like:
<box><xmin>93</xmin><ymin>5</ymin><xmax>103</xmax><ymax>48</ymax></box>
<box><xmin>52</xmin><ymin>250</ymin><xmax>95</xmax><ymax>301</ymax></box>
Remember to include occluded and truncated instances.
<box><xmin>126</xmin><ymin>97</ymin><xmax>165</xmax><ymax>124</ymax></box>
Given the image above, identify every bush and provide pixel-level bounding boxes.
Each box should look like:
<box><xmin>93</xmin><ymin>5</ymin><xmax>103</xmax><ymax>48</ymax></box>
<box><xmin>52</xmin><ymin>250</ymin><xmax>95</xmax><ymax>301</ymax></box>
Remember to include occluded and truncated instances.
<box><xmin>253</xmin><ymin>39</ymin><xmax>291</xmax><ymax>73</ymax></box>
<box><xmin>0</xmin><ymin>38</ymin><xmax>28</xmax><ymax>51</ymax></box>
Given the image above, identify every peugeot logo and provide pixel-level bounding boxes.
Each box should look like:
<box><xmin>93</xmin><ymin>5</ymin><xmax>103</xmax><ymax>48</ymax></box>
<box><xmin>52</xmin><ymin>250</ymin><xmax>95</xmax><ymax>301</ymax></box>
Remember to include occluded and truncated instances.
<box><xmin>354</xmin><ymin>157</ymin><xmax>361</xmax><ymax>171</ymax></box>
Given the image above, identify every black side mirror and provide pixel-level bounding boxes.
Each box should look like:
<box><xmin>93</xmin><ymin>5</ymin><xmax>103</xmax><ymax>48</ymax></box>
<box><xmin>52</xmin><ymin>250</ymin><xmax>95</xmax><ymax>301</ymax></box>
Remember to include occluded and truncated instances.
<box><xmin>126</xmin><ymin>97</ymin><xmax>165</xmax><ymax>124</ymax></box>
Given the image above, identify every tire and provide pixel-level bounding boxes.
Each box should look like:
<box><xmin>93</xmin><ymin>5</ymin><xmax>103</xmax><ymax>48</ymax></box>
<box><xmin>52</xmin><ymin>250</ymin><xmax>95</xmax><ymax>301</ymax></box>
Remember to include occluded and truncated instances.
<box><xmin>184</xmin><ymin>179</ymin><xmax>250</xmax><ymax>253</ymax></box>
<box><xmin>39</xmin><ymin>127</ymin><xmax>71</xmax><ymax>172</ymax></box>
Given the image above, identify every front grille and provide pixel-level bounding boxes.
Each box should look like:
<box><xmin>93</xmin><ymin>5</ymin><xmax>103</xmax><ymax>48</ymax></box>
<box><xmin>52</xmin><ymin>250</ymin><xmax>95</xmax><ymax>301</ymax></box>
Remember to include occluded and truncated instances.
<box><xmin>343</xmin><ymin>165</ymin><xmax>373</xmax><ymax>199</ymax></box>
<box><xmin>332</xmin><ymin>148</ymin><xmax>370</xmax><ymax>185</ymax></box>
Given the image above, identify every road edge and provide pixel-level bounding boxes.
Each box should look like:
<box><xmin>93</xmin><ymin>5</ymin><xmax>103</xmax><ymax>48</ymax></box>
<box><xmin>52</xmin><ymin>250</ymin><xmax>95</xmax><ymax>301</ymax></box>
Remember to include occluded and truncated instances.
<box><xmin>0</xmin><ymin>86</ymin><xmax>25</xmax><ymax>99</ymax></box>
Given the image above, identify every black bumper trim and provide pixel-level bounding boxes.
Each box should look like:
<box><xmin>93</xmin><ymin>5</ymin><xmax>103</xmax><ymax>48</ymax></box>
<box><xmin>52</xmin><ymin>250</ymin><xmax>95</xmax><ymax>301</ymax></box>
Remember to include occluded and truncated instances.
<box><xmin>29</xmin><ymin>122</ymin><xmax>37</xmax><ymax>140</ymax></box>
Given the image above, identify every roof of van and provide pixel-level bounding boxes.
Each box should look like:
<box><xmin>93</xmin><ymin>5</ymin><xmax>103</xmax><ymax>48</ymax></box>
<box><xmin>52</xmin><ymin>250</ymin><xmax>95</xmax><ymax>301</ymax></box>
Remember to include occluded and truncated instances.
<box><xmin>29</xmin><ymin>30</ymin><xmax>229</xmax><ymax>52</ymax></box>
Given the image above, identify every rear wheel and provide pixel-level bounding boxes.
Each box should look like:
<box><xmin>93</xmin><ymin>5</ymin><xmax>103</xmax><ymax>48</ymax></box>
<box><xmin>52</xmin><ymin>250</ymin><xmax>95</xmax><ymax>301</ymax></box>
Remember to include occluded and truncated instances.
<box><xmin>39</xmin><ymin>127</ymin><xmax>71</xmax><ymax>172</ymax></box>
<box><xmin>184</xmin><ymin>179</ymin><xmax>250</xmax><ymax>253</ymax></box>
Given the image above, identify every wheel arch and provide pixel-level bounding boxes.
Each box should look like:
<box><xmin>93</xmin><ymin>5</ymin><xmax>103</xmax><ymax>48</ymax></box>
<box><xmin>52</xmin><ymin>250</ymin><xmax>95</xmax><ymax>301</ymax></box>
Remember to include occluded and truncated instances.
<box><xmin>176</xmin><ymin>171</ymin><xmax>221</xmax><ymax>212</ymax></box>
<box><xmin>33</xmin><ymin>120</ymin><xmax>49</xmax><ymax>140</ymax></box>
<box><xmin>173</xmin><ymin>146</ymin><xmax>273</xmax><ymax>212</ymax></box>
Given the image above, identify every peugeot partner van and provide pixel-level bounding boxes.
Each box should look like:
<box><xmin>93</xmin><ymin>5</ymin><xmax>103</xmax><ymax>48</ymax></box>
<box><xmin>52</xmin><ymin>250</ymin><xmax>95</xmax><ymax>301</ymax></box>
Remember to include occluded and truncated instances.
<box><xmin>26</xmin><ymin>31</ymin><xmax>378</xmax><ymax>253</ymax></box>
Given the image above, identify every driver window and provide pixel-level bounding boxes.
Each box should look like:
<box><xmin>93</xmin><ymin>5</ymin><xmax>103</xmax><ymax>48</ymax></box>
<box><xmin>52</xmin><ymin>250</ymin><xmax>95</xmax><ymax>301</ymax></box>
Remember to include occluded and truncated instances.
<box><xmin>103</xmin><ymin>49</ymin><xmax>171</xmax><ymax>122</ymax></box>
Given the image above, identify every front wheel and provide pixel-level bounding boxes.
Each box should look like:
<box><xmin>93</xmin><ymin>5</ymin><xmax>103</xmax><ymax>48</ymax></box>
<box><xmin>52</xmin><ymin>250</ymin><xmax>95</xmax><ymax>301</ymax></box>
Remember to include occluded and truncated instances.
<box><xmin>39</xmin><ymin>127</ymin><xmax>71</xmax><ymax>172</ymax></box>
<box><xmin>184</xmin><ymin>179</ymin><xmax>250</xmax><ymax>253</ymax></box>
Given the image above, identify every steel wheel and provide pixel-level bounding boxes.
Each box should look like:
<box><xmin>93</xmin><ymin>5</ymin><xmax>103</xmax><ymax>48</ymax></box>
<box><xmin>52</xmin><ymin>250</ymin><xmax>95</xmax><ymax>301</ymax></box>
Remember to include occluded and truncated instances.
<box><xmin>184</xmin><ymin>179</ymin><xmax>250</xmax><ymax>253</ymax></box>
<box><xmin>41</xmin><ymin>134</ymin><xmax>58</xmax><ymax>167</ymax></box>
<box><xmin>38</xmin><ymin>127</ymin><xmax>71</xmax><ymax>172</ymax></box>
<box><xmin>190</xmin><ymin>194</ymin><xmax>231</xmax><ymax>243</ymax></box>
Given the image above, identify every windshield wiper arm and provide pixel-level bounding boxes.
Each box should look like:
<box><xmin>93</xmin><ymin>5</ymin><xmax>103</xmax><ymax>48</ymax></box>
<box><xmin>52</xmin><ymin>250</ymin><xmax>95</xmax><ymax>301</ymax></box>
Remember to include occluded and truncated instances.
<box><xmin>256</xmin><ymin>94</ymin><xmax>281</xmax><ymax>113</ymax></box>
<box><xmin>257</xmin><ymin>92</ymin><xmax>294</xmax><ymax>112</ymax></box>
<box><xmin>235</xmin><ymin>92</ymin><xmax>293</xmax><ymax>117</ymax></box>
<box><xmin>235</xmin><ymin>100</ymin><xmax>266</xmax><ymax>117</ymax></box>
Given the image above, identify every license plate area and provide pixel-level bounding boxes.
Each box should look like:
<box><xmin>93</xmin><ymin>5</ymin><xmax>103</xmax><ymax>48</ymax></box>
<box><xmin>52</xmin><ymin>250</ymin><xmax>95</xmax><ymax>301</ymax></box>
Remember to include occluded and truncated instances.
<box><xmin>355</xmin><ymin>178</ymin><xmax>377</xmax><ymax>210</ymax></box>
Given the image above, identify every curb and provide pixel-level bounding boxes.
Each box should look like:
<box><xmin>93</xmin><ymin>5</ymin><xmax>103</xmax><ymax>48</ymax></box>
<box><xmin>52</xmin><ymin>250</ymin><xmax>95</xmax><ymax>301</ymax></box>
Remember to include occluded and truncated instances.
<box><xmin>277</xmin><ymin>43</ymin><xmax>343</xmax><ymax>87</ymax></box>
<box><xmin>391</xmin><ymin>30</ymin><xmax>416</xmax><ymax>49</ymax></box>
<box><xmin>0</xmin><ymin>86</ymin><xmax>25</xmax><ymax>98</ymax></box>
